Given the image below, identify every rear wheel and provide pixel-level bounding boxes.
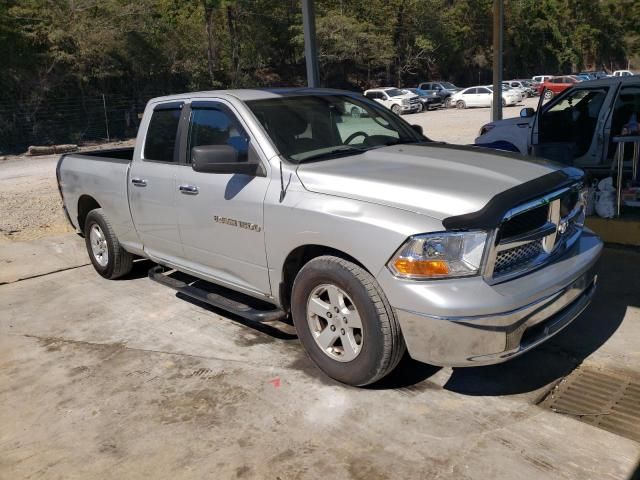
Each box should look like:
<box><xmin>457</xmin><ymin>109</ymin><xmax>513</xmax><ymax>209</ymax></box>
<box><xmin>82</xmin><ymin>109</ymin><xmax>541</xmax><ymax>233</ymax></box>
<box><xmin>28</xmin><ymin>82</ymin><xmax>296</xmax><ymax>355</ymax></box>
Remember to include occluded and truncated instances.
<box><xmin>291</xmin><ymin>256</ymin><xmax>405</xmax><ymax>386</ymax></box>
<box><xmin>84</xmin><ymin>208</ymin><xmax>133</xmax><ymax>279</ymax></box>
<box><xmin>456</xmin><ymin>100</ymin><xmax>466</xmax><ymax>109</ymax></box>
<box><xmin>350</xmin><ymin>106</ymin><xmax>361</xmax><ymax>118</ymax></box>
<box><xmin>391</xmin><ymin>104</ymin><xmax>401</xmax><ymax>115</ymax></box>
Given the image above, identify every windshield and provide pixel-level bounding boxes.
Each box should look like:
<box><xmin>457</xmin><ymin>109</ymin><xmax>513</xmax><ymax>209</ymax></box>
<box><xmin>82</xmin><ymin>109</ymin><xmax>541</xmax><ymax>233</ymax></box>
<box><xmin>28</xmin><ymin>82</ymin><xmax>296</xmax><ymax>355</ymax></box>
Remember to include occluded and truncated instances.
<box><xmin>440</xmin><ymin>82</ymin><xmax>456</xmax><ymax>89</ymax></box>
<box><xmin>385</xmin><ymin>88</ymin><xmax>405</xmax><ymax>97</ymax></box>
<box><xmin>409</xmin><ymin>88</ymin><xmax>427</xmax><ymax>96</ymax></box>
<box><xmin>246</xmin><ymin>94</ymin><xmax>425</xmax><ymax>163</ymax></box>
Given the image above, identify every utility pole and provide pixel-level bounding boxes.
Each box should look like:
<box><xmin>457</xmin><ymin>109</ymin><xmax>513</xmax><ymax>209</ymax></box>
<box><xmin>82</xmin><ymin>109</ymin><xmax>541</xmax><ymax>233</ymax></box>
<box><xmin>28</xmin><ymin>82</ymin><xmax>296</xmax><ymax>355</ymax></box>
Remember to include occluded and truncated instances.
<box><xmin>102</xmin><ymin>94</ymin><xmax>110</xmax><ymax>142</ymax></box>
<box><xmin>301</xmin><ymin>0</ymin><xmax>320</xmax><ymax>88</ymax></box>
<box><xmin>492</xmin><ymin>0</ymin><xmax>504</xmax><ymax>121</ymax></box>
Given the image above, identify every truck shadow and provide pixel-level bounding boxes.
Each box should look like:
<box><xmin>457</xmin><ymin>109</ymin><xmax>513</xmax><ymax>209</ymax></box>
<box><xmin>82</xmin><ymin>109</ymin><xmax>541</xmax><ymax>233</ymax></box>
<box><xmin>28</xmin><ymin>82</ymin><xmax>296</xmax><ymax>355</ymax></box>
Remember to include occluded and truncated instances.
<box><xmin>441</xmin><ymin>247</ymin><xmax>636</xmax><ymax>396</ymax></box>
<box><xmin>124</xmin><ymin>249</ymin><xmax>636</xmax><ymax>397</ymax></box>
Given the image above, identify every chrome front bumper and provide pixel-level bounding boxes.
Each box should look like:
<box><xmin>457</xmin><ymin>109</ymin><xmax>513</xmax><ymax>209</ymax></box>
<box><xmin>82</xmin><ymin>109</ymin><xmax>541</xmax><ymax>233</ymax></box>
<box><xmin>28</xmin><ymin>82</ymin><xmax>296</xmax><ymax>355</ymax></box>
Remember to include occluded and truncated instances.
<box><xmin>378</xmin><ymin>230</ymin><xmax>603</xmax><ymax>367</ymax></box>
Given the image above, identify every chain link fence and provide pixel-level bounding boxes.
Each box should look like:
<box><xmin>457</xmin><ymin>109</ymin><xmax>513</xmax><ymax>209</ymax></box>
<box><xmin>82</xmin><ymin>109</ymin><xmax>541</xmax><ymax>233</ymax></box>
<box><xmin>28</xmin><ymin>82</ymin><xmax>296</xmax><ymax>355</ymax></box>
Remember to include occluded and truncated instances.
<box><xmin>0</xmin><ymin>92</ymin><xmax>168</xmax><ymax>155</ymax></box>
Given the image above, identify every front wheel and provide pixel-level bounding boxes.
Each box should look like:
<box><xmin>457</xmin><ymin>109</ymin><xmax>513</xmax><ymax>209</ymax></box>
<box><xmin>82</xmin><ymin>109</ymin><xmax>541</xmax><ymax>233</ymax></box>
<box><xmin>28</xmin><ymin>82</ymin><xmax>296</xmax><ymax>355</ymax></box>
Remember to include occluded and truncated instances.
<box><xmin>291</xmin><ymin>256</ymin><xmax>405</xmax><ymax>386</ymax></box>
<box><xmin>391</xmin><ymin>104</ymin><xmax>401</xmax><ymax>115</ymax></box>
<box><xmin>84</xmin><ymin>208</ymin><xmax>133</xmax><ymax>279</ymax></box>
<box><xmin>456</xmin><ymin>100</ymin><xmax>466</xmax><ymax>109</ymax></box>
<box><xmin>444</xmin><ymin>97</ymin><xmax>452</xmax><ymax>108</ymax></box>
<box><xmin>544</xmin><ymin>90</ymin><xmax>554</xmax><ymax>100</ymax></box>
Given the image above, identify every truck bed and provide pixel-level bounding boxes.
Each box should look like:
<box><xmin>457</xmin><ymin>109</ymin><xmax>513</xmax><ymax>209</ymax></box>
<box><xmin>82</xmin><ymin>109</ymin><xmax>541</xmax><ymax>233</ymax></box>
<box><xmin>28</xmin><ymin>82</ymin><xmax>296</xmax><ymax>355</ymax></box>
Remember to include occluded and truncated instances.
<box><xmin>57</xmin><ymin>148</ymin><xmax>137</xmax><ymax>248</ymax></box>
<box><xmin>72</xmin><ymin>147</ymin><xmax>135</xmax><ymax>162</ymax></box>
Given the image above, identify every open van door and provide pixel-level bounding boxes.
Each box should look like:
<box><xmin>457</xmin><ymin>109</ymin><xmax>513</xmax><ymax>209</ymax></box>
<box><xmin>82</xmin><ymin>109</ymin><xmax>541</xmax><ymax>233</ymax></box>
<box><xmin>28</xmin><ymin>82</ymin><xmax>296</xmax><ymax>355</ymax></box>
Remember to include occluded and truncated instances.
<box><xmin>531</xmin><ymin>85</ymin><xmax>612</xmax><ymax>166</ymax></box>
<box><xmin>529</xmin><ymin>87</ymin><xmax>548</xmax><ymax>155</ymax></box>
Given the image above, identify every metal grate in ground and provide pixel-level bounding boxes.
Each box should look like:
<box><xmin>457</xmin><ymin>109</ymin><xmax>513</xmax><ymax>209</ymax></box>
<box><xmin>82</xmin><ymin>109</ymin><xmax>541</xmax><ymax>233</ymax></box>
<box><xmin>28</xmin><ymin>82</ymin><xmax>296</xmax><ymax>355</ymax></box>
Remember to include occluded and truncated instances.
<box><xmin>540</xmin><ymin>366</ymin><xmax>640</xmax><ymax>443</ymax></box>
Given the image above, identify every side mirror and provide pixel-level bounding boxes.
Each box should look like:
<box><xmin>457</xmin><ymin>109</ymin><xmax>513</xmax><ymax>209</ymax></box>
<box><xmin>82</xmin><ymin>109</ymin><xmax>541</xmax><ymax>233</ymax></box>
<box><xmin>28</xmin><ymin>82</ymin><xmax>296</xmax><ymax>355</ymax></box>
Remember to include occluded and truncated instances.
<box><xmin>520</xmin><ymin>107</ymin><xmax>535</xmax><ymax>118</ymax></box>
<box><xmin>191</xmin><ymin>144</ymin><xmax>258</xmax><ymax>175</ymax></box>
<box><xmin>411</xmin><ymin>124</ymin><xmax>424</xmax><ymax>136</ymax></box>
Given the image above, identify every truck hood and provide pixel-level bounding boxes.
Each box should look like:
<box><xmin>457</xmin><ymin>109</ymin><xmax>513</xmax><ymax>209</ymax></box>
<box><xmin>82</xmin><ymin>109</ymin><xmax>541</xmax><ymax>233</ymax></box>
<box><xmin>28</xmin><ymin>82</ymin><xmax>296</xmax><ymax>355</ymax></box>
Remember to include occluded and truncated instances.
<box><xmin>488</xmin><ymin>116</ymin><xmax>532</xmax><ymax>129</ymax></box>
<box><xmin>295</xmin><ymin>144</ymin><xmax>559</xmax><ymax>220</ymax></box>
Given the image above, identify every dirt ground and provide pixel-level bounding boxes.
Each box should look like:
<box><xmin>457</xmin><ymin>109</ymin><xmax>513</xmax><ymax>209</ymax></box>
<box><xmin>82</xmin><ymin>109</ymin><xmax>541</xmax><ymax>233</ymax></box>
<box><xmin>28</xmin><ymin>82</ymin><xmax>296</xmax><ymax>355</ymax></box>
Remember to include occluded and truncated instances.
<box><xmin>0</xmin><ymin>100</ymin><xmax>538</xmax><ymax>243</ymax></box>
<box><xmin>0</xmin><ymin>140</ymin><xmax>134</xmax><ymax>242</ymax></box>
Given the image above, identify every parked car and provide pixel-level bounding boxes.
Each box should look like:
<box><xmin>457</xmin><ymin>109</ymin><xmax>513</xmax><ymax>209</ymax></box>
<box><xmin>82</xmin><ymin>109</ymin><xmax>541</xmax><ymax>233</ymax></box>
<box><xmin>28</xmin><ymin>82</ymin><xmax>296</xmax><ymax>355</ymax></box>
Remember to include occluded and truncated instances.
<box><xmin>508</xmin><ymin>80</ymin><xmax>536</xmax><ymax>97</ymax></box>
<box><xmin>475</xmin><ymin>76</ymin><xmax>640</xmax><ymax>173</ymax></box>
<box><xmin>405</xmin><ymin>87</ymin><xmax>443</xmax><ymax>110</ymax></box>
<box><xmin>57</xmin><ymin>88</ymin><xmax>602</xmax><ymax>386</ymax></box>
<box><xmin>531</xmin><ymin>75</ymin><xmax>552</xmax><ymax>86</ymax></box>
<box><xmin>451</xmin><ymin>86</ymin><xmax>518</xmax><ymax>109</ymax></box>
<box><xmin>538</xmin><ymin>75</ymin><xmax>581</xmax><ymax>99</ymax></box>
<box><xmin>364</xmin><ymin>87</ymin><xmax>421</xmax><ymax>115</ymax></box>
<box><xmin>612</xmin><ymin>70</ymin><xmax>635</xmax><ymax>77</ymax></box>
<box><xmin>417</xmin><ymin>81</ymin><xmax>462</xmax><ymax>108</ymax></box>
<box><xmin>500</xmin><ymin>83</ymin><xmax>524</xmax><ymax>102</ymax></box>
<box><xmin>579</xmin><ymin>71</ymin><xmax>608</xmax><ymax>80</ymax></box>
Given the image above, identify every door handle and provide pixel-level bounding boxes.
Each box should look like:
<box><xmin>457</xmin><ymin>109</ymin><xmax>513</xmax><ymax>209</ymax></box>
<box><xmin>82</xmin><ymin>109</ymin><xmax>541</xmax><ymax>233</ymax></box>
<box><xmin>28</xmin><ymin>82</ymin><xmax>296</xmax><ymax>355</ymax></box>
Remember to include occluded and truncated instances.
<box><xmin>131</xmin><ymin>177</ymin><xmax>147</xmax><ymax>187</ymax></box>
<box><xmin>179</xmin><ymin>184</ymin><xmax>199</xmax><ymax>195</ymax></box>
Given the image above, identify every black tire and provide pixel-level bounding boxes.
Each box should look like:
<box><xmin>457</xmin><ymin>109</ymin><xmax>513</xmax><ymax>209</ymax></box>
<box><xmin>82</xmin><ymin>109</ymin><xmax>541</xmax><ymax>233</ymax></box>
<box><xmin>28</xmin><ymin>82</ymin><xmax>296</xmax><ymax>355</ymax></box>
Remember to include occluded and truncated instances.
<box><xmin>444</xmin><ymin>97</ymin><xmax>452</xmax><ymax>108</ymax></box>
<box><xmin>350</xmin><ymin>106</ymin><xmax>361</xmax><ymax>118</ymax></box>
<box><xmin>84</xmin><ymin>208</ymin><xmax>133</xmax><ymax>279</ymax></box>
<box><xmin>544</xmin><ymin>90</ymin><xmax>554</xmax><ymax>100</ymax></box>
<box><xmin>391</xmin><ymin>104</ymin><xmax>401</xmax><ymax>115</ymax></box>
<box><xmin>416</xmin><ymin>103</ymin><xmax>424</xmax><ymax>113</ymax></box>
<box><xmin>291</xmin><ymin>256</ymin><xmax>405</xmax><ymax>386</ymax></box>
<box><xmin>456</xmin><ymin>100</ymin><xmax>466</xmax><ymax>109</ymax></box>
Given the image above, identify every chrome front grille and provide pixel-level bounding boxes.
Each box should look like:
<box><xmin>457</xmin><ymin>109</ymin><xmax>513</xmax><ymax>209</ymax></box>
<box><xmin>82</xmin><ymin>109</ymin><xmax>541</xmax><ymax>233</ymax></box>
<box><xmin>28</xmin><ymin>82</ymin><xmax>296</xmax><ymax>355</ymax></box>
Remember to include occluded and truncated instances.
<box><xmin>488</xmin><ymin>183</ymin><xmax>585</xmax><ymax>282</ymax></box>
<box><xmin>494</xmin><ymin>240</ymin><xmax>543</xmax><ymax>275</ymax></box>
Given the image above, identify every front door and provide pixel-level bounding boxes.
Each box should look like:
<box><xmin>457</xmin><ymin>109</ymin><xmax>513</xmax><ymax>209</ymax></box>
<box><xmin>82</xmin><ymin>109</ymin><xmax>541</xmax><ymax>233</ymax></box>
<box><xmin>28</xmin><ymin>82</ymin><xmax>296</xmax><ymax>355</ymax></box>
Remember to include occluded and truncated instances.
<box><xmin>129</xmin><ymin>101</ymin><xmax>185</xmax><ymax>262</ymax></box>
<box><xmin>531</xmin><ymin>86</ymin><xmax>613</xmax><ymax>166</ymax></box>
<box><xmin>175</xmin><ymin>101</ymin><xmax>271</xmax><ymax>296</ymax></box>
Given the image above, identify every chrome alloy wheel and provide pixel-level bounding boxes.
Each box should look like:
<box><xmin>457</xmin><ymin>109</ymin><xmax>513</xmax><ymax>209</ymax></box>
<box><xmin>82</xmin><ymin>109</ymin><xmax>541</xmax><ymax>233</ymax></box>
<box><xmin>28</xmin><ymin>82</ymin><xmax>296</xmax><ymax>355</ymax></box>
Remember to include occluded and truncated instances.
<box><xmin>306</xmin><ymin>284</ymin><xmax>363</xmax><ymax>362</ymax></box>
<box><xmin>89</xmin><ymin>224</ymin><xmax>109</xmax><ymax>267</ymax></box>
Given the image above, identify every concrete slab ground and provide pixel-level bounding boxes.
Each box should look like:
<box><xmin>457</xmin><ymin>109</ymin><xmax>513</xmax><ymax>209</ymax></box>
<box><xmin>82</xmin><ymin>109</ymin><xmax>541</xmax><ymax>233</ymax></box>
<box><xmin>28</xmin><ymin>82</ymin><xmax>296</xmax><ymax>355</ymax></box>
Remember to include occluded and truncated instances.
<box><xmin>1</xmin><ymin>234</ymin><xmax>639</xmax><ymax>479</ymax></box>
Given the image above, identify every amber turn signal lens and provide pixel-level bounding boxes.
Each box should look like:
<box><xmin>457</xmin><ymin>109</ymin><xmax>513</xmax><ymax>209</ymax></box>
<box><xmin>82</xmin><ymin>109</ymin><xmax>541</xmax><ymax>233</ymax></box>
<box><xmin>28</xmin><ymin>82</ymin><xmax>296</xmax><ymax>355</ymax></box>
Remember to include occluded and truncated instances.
<box><xmin>393</xmin><ymin>258</ymin><xmax>450</xmax><ymax>277</ymax></box>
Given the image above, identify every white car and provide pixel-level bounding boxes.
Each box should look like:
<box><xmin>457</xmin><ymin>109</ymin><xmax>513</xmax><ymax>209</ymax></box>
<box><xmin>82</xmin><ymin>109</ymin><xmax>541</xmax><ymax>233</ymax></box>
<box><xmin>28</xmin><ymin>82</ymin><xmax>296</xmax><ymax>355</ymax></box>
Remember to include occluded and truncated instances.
<box><xmin>363</xmin><ymin>87</ymin><xmax>421</xmax><ymax>115</ymax></box>
<box><xmin>612</xmin><ymin>70</ymin><xmax>635</xmax><ymax>77</ymax></box>
<box><xmin>450</xmin><ymin>86</ymin><xmax>518</xmax><ymax>109</ymax></box>
<box><xmin>532</xmin><ymin>75</ymin><xmax>552</xmax><ymax>84</ymax></box>
<box><xmin>502</xmin><ymin>82</ymin><xmax>529</xmax><ymax>100</ymax></box>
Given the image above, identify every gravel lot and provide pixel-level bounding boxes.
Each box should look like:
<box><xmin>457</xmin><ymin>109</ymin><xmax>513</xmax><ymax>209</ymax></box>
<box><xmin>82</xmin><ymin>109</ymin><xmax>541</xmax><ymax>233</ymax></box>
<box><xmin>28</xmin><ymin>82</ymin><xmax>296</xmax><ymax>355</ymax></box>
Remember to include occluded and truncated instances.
<box><xmin>0</xmin><ymin>99</ymin><xmax>538</xmax><ymax>243</ymax></box>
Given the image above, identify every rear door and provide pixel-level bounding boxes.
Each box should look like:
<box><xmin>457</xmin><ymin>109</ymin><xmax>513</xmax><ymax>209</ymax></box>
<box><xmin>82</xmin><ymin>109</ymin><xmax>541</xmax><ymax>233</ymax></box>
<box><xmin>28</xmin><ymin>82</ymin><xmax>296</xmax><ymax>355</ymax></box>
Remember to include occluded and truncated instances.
<box><xmin>129</xmin><ymin>101</ymin><xmax>185</xmax><ymax>262</ymax></box>
<box><xmin>174</xmin><ymin>100</ymin><xmax>272</xmax><ymax>295</ymax></box>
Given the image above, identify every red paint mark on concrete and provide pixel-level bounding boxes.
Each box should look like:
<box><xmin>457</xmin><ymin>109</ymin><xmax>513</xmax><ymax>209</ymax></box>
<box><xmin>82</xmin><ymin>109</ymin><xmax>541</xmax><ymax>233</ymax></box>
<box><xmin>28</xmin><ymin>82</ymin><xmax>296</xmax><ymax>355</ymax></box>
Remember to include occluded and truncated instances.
<box><xmin>269</xmin><ymin>377</ymin><xmax>281</xmax><ymax>388</ymax></box>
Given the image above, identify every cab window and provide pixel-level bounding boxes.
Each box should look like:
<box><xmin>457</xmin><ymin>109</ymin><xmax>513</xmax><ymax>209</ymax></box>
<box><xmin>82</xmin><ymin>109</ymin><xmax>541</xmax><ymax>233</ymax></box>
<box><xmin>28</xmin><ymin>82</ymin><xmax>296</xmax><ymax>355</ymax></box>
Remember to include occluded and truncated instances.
<box><xmin>187</xmin><ymin>105</ymin><xmax>249</xmax><ymax>163</ymax></box>
<box><xmin>144</xmin><ymin>106</ymin><xmax>182</xmax><ymax>162</ymax></box>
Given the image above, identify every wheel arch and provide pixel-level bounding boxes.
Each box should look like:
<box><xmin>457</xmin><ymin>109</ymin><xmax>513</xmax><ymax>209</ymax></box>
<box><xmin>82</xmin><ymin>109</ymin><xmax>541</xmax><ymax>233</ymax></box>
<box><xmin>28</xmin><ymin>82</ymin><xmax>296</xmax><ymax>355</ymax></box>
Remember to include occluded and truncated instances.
<box><xmin>279</xmin><ymin>244</ymin><xmax>370</xmax><ymax>313</ymax></box>
<box><xmin>77</xmin><ymin>195</ymin><xmax>101</xmax><ymax>233</ymax></box>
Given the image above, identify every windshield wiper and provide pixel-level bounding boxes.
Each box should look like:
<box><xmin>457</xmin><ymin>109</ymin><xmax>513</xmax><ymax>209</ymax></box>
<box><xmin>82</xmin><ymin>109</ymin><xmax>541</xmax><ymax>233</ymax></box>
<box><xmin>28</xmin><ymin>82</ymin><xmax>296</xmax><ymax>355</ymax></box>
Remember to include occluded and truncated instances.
<box><xmin>296</xmin><ymin>146</ymin><xmax>367</xmax><ymax>163</ymax></box>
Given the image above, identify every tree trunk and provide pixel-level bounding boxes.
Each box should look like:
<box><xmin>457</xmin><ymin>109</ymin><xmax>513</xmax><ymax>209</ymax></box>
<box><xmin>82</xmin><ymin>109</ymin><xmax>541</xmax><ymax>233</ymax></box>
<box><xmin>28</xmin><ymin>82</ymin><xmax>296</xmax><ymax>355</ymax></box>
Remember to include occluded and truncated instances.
<box><xmin>227</xmin><ymin>5</ymin><xmax>240</xmax><ymax>87</ymax></box>
<box><xmin>204</xmin><ymin>1</ymin><xmax>216</xmax><ymax>86</ymax></box>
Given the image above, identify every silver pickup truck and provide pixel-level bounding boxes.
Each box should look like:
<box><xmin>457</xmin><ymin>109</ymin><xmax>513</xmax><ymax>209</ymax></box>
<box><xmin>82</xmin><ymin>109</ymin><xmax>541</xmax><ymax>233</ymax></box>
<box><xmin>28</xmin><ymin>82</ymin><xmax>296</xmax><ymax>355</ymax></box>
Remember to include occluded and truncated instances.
<box><xmin>57</xmin><ymin>88</ymin><xmax>602</xmax><ymax>386</ymax></box>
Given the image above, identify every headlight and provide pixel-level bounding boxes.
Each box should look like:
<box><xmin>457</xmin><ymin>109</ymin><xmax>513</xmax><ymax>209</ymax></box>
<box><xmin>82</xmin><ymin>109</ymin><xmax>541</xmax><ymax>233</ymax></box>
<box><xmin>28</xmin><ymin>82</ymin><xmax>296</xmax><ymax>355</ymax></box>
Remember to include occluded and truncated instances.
<box><xmin>479</xmin><ymin>124</ymin><xmax>495</xmax><ymax>136</ymax></box>
<box><xmin>388</xmin><ymin>231</ymin><xmax>487</xmax><ymax>279</ymax></box>
<box><xmin>402</xmin><ymin>99</ymin><xmax>410</xmax><ymax>106</ymax></box>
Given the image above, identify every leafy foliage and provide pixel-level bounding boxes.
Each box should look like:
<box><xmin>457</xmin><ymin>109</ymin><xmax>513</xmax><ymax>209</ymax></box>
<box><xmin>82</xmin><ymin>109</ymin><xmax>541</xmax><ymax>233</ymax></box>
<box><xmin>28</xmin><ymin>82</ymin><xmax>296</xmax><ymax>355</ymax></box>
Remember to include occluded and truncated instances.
<box><xmin>1</xmin><ymin>0</ymin><xmax>638</xmax><ymax>151</ymax></box>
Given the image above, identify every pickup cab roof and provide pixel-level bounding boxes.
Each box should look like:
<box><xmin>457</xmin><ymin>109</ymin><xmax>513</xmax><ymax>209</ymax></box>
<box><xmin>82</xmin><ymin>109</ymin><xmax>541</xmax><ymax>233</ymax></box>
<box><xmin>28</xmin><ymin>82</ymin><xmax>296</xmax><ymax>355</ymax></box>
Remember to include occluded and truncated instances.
<box><xmin>149</xmin><ymin>88</ymin><xmax>360</xmax><ymax>104</ymax></box>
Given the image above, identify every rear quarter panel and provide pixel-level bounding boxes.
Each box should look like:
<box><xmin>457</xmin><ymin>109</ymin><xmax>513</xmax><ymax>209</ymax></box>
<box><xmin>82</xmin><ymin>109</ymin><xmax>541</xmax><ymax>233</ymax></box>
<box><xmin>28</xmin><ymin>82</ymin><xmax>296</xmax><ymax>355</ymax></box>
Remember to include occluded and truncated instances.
<box><xmin>57</xmin><ymin>154</ymin><xmax>140</xmax><ymax>249</ymax></box>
